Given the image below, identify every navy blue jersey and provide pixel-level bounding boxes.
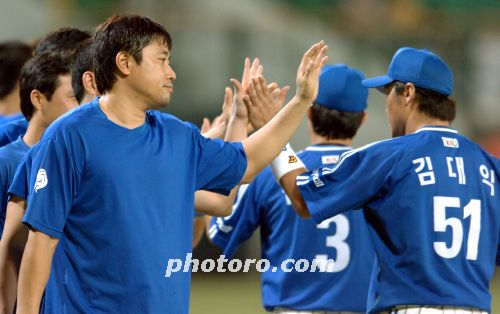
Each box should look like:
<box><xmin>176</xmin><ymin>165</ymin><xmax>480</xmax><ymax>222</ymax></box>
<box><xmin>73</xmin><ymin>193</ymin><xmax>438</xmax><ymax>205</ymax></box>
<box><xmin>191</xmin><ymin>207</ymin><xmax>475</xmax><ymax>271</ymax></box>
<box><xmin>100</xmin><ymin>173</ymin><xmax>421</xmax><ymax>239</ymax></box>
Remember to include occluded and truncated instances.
<box><xmin>0</xmin><ymin>136</ymin><xmax>29</xmax><ymax>236</ymax></box>
<box><xmin>210</xmin><ymin>145</ymin><xmax>374</xmax><ymax>312</ymax></box>
<box><xmin>17</xmin><ymin>97</ymin><xmax>247</xmax><ymax>314</ymax></box>
<box><xmin>297</xmin><ymin>126</ymin><xmax>500</xmax><ymax>313</ymax></box>
<box><xmin>0</xmin><ymin>118</ymin><xmax>28</xmax><ymax>148</ymax></box>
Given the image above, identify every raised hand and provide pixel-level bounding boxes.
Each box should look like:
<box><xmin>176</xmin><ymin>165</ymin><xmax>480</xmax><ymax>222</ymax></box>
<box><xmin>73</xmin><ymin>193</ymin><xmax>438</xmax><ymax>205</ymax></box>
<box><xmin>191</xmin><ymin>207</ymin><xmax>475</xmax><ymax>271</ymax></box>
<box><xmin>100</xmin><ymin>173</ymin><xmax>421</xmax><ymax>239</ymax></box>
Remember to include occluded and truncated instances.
<box><xmin>230</xmin><ymin>78</ymin><xmax>248</xmax><ymax>120</ymax></box>
<box><xmin>221</xmin><ymin>86</ymin><xmax>234</xmax><ymax>126</ymax></box>
<box><xmin>200</xmin><ymin>117</ymin><xmax>211</xmax><ymax>134</ymax></box>
<box><xmin>241</xmin><ymin>57</ymin><xmax>263</xmax><ymax>92</ymax></box>
<box><xmin>295</xmin><ymin>41</ymin><xmax>329</xmax><ymax>103</ymax></box>
<box><xmin>245</xmin><ymin>76</ymin><xmax>290</xmax><ymax>130</ymax></box>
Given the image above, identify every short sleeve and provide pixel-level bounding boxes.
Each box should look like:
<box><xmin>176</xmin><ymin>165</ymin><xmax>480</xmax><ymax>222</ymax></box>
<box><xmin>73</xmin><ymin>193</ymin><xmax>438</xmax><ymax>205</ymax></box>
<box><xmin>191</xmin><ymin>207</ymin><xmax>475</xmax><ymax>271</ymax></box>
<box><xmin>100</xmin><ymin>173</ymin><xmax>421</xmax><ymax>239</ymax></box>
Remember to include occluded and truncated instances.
<box><xmin>8</xmin><ymin>156</ymin><xmax>30</xmax><ymax>200</ymax></box>
<box><xmin>22</xmin><ymin>139</ymin><xmax>82</xmax><ymax>238</ymax></box>
<box><xmin>297</xmin><ymin>142</ymin><xmax>399</xmax><ymax>223</ymax></box>
<box><xmin>193</xmin><ymin>128</ymin><xmax>247</xmax><ymax>195</ymax></box>
<box><xmin>209</xmin><ymin>182</ymin><xmax>262</xmax><ymax>258</ymax></box>
<box><xmin>497</xmin><ymin>228</ymin><xmax>500</xmax><ymax>266</ymax></box>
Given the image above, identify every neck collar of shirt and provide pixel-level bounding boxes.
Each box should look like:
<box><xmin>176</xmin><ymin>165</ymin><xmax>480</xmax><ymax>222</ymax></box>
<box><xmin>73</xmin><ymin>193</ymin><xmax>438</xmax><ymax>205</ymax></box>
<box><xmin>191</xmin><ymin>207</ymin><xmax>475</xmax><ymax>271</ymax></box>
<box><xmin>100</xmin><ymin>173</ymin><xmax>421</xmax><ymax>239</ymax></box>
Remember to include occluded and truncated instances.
<box><xmin>92</xmin><ymin>97</ymin><xmax>149</xmax><ymax>134</ymax></box>
<box><xmin>16</xmin><ymin>136</ymin><xmax>30</xmax><ymax>150</ymax></box>
<box><xmin>305</xmin><ymin>144</ymin><xmax>352</xmax><ymax>152</ymax></box>
<box><xmin>414</xmin><ymin>126</ymin><xmax>458</xmax><ymax>134</ymax></box>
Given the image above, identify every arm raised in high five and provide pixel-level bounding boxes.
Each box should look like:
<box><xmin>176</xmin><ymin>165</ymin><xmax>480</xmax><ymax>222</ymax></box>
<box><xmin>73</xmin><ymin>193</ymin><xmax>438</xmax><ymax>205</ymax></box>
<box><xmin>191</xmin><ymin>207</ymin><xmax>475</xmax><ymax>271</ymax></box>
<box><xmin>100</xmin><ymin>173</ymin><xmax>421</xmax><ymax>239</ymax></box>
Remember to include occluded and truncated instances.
<box><xmin>240</xmin><ymin>41</ymin><xmax>328</xmax><ymax>183</ymax></box>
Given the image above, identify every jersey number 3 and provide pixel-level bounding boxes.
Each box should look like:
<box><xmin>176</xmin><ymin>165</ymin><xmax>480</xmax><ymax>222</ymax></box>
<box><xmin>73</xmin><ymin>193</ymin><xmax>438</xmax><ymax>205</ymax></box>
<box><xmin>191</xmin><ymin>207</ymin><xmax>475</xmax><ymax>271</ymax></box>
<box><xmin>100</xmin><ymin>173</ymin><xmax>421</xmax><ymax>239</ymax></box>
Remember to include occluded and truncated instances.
<box><xmin>316</xmin><ymin>214</ymin><xmax>350</xmax><ymax>272</ymax></box>
<box><xmin>433</xmin><ymin>196</ymin><xmax>481</xmax><ymax>260</ymax></box>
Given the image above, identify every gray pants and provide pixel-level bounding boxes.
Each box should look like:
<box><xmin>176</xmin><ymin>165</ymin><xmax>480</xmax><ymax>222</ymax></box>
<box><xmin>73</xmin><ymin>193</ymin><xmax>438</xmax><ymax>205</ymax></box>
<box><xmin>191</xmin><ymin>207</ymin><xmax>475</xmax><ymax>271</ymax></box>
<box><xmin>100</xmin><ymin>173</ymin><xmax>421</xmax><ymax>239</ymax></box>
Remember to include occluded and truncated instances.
<box><xmin>380</xmin><ymin>306</ymin><xmax>488</xmax><ymax>314</ymax></box>
<box><xmin>273</xmin><ymin>309</ymin><xmax>362</xmax><ymax>314</ymax></box>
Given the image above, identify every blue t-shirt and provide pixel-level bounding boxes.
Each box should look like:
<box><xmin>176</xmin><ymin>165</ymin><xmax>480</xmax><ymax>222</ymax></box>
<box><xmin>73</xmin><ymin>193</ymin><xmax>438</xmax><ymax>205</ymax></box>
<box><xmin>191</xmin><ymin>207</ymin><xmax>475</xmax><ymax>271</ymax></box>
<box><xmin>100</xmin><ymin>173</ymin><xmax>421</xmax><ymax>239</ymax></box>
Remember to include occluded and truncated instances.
<box><xmin>0</xmin><ymin>117</ymin><xmax>28</xmax><ymax>148</ymax></box>
<box><xmin>8</xmin><ymin>158</ymin><xmax>66</xmax><ymax>313</ymax></box>
<box><xmin>210</xmin><ymin>145</ymin><xmax>374</xmax><ymax>312</ymax></box>
<box><xmin>297</xmin><ymin>126</ymin><xmax>500</xmax><ymax>313</ymax></box>
<box><xmin>0</xmin><ymin>136</ymin><xmax>29</xmax><ymax>236</ymax></box>
<box><xmin>0</xmin><ymin>112</ymin><xmax>23</xmax><ymax>126</ymax></box>
<box><xmin>16</xmin><ymin>98</ymin><xmax>247</xmax><ymax>314</ymax></box>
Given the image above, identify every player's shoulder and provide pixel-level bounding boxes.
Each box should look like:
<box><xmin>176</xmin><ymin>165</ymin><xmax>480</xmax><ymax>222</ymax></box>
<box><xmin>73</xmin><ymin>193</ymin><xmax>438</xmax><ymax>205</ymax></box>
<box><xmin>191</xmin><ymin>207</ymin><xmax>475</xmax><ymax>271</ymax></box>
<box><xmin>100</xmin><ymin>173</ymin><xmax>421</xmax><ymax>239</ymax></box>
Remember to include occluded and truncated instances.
<box><xmin>0</xmin><ymin>137</ymin><xmax>27</xmax><ymax>161</ymax></box>
<box><xmin>342</xmin><ymin>137</ymin><xmax>407</xmax><ymax>162</ymax></box>
<box><xmin>147</xmin><ymin>110</ymin><xmax>196</xmax><ymax>133</ymax></box>
<box><xmin>0</xmin><ymin>117</ymin><xmax>28</xmax><ymax>131</ymax></box>
<box><xmin>147</xmin><ymin>110</ymin><xmax>184</xmax><ymax>126</ymax></box>
<box><xmin>411</xmin><ymin>126</ymin><xmax>493</xmax><ymax>157</ymax></box>
<box><xmin>46</xmin><ymin>103</ymin><xmax>95</xmax><ymax>134</ymax></box>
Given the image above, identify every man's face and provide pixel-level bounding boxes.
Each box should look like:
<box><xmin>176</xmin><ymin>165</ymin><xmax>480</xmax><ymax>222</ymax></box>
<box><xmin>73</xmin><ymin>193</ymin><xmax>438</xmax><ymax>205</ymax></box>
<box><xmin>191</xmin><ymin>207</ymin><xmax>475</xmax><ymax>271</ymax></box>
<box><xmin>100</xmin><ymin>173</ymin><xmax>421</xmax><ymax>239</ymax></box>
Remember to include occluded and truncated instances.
<box><xmin>44</xmin><ymin>74</ymin><xmax>78</xmax><ymax>124</ymax></box>
<box><xmin>382</xmin><ymin>83</ymin><xmax>408</xmax><ymax>138</ymax></box>
<box><xmin>127</xmin><ymin>40</ymin><xmax>176</xmax><ymax>109</ymax></box>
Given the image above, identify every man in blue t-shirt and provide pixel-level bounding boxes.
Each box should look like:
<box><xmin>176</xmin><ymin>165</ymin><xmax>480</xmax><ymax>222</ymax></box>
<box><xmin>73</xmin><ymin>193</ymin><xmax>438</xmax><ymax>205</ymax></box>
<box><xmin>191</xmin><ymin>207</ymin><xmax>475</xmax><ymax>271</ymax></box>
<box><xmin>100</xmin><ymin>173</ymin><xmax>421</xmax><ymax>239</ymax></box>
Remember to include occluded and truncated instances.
<box><xmin>0</xmin><ymin>53</ymin><xmax>78</xmax><ymax>313</ymax></box>
<box><xmin>0</xmin><ymin>28</ymin><xmax>91</xmax><ymax>148</ymax></box>
<box><xmin>276</xmin><ymin>47</ymin><xmax>500</xmax><ymax>314</ymax></box>
<box><xmin>0</xmin><ymin>41</ymin><xmax>32</xmax><ymax>126</ymax></box>
<box><xmin>209</xmin><ymin>64</ymin><xmax>375</xmax><ymax>313</ymax></box>
<box><xmin>15</xmin><ymin>14</ymin><xmax>329</xmax><ymax>314</ymax></box>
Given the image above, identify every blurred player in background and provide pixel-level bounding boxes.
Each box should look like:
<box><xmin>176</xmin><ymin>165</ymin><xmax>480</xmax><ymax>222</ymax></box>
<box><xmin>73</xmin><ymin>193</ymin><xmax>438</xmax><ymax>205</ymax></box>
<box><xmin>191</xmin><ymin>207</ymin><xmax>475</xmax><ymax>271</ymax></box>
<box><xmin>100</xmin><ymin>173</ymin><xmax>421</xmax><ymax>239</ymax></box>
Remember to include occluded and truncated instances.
<box><xmin>0</xmin><ymin>53</ymin><xmax>77</xmax><ymax>314</ymax></box>
<box><xmin>209</xmin><ymin>64</ymin><xmax>374</xmax><ymax>314</ymax></box>
<box><xmin>14</xmin><ymin>14</ymin><xmax>328</xmax><ymax>314</ymax></box>
<box><xmin>0</xmin><ymin>41</ymin><xmax>32</xmax><ymax>126</ymax></box>
<box><xmin>70</xmin><ymin>39</ymin><xmax>99</xmax><ymax>105</ymax></box>
<box><xmin>276</xmin><ymin>47</ymin><xmax>500</xmax><ymax>314</ymax></box>
<box><xmin>0</xmin><ymin>28</ymin><xmax>91</xmax><ymax>148</ymax></box>
<box><xmin>0</xmin><ymin>41</ymin><xmax>32</xmax><ymax>149</ymax></box>
<box><xmin>0</xmin><ymin>30</ymin><xmax>91</xmax><ymax>313</ymax></box>
<box><xmin>194</xmin><ymin>57</ymin><xmax>288</xmax><ymax>248</ymax></box>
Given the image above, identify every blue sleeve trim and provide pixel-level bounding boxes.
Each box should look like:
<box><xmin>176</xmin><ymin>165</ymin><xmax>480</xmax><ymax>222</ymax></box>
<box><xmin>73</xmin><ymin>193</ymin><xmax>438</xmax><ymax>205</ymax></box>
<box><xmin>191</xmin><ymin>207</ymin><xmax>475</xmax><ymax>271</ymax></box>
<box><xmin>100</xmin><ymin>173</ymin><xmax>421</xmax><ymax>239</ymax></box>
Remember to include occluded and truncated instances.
<box><xmin>8</xmin><ymin>187</ymin><xmax>26</xmax><ymax>200</ymax></box>
<box><xmin>22</xmin><ymin>217</ymin><xmax>63</xmax><ymax>239</ymax></box>
<box><xmin>201</xmin><ymin>142</ymin><xmax>247</xmax><ymax>196</ymax></box>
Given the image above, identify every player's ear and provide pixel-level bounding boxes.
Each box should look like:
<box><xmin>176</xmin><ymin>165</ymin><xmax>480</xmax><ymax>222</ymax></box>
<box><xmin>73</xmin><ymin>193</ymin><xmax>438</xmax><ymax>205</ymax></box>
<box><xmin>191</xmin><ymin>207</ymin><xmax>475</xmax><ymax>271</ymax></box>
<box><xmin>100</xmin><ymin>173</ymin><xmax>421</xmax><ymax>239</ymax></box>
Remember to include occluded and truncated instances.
<box><xmin>404</xmin><ymin>83</ymin><xmax>417</xmax><ymax>107</ymax></box>
<box><xmin>30</xmin><ymin>89</ymin><xmax>46</xmax><ymax>112</ymax></box>
<box><xmin>361</xmin><ymin>112</ymin><xmax>369</xmax><ymax>125</ymax></box>
<box><xmin>115</xmin><ymin>51</ymin><xmax>132</xmax><ymax>76</ymax></box>
<box><xmin>82</xmin><ymin>71</ymin><xmax>99</xmax><ymax>97</ymax></box>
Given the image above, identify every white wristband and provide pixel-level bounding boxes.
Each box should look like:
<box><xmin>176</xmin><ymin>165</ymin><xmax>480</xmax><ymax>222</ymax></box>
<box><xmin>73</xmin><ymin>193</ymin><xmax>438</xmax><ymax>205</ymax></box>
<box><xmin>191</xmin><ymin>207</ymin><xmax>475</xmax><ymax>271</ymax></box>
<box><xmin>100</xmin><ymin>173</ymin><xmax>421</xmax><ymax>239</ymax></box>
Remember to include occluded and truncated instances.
<box><xmin>271</xmin><ymin>143</ymin><xmax>306</xmax><ymax>182</ymax></box>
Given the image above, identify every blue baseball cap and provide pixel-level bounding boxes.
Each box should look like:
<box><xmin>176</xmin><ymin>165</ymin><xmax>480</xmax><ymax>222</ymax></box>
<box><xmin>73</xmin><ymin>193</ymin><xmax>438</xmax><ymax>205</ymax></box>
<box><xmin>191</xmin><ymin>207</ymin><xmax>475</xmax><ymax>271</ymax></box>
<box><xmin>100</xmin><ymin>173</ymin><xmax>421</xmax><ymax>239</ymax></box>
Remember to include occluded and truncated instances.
<box><xmin>362</xmin><ymin>47</ymin><xmax>453</xmax><ymax>96</ymax></box>
<box><xmin>315</xmin><ymin>64</ymin><xmax>368</xmax><ymax>113</ymax></box>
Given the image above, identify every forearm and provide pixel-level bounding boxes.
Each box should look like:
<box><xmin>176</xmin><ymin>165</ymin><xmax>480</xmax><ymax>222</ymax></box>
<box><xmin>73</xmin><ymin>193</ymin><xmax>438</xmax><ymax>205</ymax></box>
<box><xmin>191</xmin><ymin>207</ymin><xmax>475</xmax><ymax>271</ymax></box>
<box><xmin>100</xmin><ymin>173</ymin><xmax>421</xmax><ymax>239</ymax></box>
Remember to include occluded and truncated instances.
<box><xmin>192</xmin><ymin>217</ymin><xmax>205</xmax><ymax>248</ymax></box>
<box><xmin>17</xmin><ymin>230</ymin><xmax>58</xmax><ymax>314</ymax></box>
<box><xmin>194</xmin><ymin>186</ymin><xmax>239</xmax><ymax>217</ymax></box>
<box><xmin>280</xmin><ymin>168</ymin><xmax>311</xmax><ymax>217</ymax></box>
<box><xmin>0</xmin><ymin>199</ymin><xmax>28</xmax><ymax>314</ymax></box>
<box><xmin>202</xmin><ymin>123</ymin><xmax>227</xmax><ymax>140</ymax></box>
<box><xmin>241</xmin><ymin>96</ymin><xmax>309</xmax><ymax>182</ymax></box>
<box><xmin>0</xmin><ymin>244</ymin><xmax>21</xmax><ymax>314</ymax></box>
<box><xmin>225</xmin><ymin>114</ymin><xmax>247</xmax><ymax>142</ymax></box>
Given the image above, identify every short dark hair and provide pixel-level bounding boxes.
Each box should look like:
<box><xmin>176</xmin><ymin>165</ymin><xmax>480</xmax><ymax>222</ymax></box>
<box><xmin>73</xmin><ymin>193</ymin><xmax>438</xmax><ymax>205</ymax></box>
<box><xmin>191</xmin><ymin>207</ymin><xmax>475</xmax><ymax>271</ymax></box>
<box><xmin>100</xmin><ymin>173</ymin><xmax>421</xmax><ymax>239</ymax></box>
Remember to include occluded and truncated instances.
<box><xmin>34</xmin><ymin>27</ymin><xmax>91</xmax><ymax>58</ymax></box>
<box><xmin>71</xmin><ymin>39</ymin><xmax>94</xmax><ymax>104</ymax></box>
<box><xmin>392</xmin><ymin>81</ymin><xmax>456</xmax><ymax>122</ymax></box>
<box><xmin>20</xmin><ymin>54</ymin><xmax>72</xmax><ymax>121</ymax></box>
<box><xmin>0</xmin><ymin>41</ymin><xmax>33</xmax><ymax>99</ymax></box>
<box><xmin>93</xmin><ymin>14</ymin><xmax>172</xmax><ymax>94</ymax></box>
<box><xmin>310</xmin><ymin>103</ymin><xmax>365</xmax><ymax>140</ymax></box>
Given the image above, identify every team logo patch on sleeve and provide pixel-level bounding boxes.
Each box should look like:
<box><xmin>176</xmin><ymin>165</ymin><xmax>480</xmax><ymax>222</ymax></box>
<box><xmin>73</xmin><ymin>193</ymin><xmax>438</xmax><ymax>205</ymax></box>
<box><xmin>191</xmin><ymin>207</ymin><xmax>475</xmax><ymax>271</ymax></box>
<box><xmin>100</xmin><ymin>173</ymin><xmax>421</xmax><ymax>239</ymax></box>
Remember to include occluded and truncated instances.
<box><xmin>288</xmin><ymin>156</ymin><xmax>298</xmax><ymax>163</ymax></box>
<box><xmin>34</xmin><ymin>169</ymin><xmax>48</xmax><ymax>193</ymax></box>
<box><xmin>441</xmin><ymin>137</ymin><xmax>459</xmax><ymax>148</ymax></box>
<box><xmin>321</xmin><ymin>155</ymin><xmax>339</xmax><ymax>165</ymax></box>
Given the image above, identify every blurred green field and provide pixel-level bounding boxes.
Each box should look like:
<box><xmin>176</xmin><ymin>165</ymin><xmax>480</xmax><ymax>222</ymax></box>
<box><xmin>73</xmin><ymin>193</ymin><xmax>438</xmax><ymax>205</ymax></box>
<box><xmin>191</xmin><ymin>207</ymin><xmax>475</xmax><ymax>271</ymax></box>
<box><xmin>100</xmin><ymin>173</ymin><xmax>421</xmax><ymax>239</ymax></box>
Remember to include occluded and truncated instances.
<box><xmin>191</xmin><ymin>271</ymin><xmax>500</xmax><ymax>314</ymax></box>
